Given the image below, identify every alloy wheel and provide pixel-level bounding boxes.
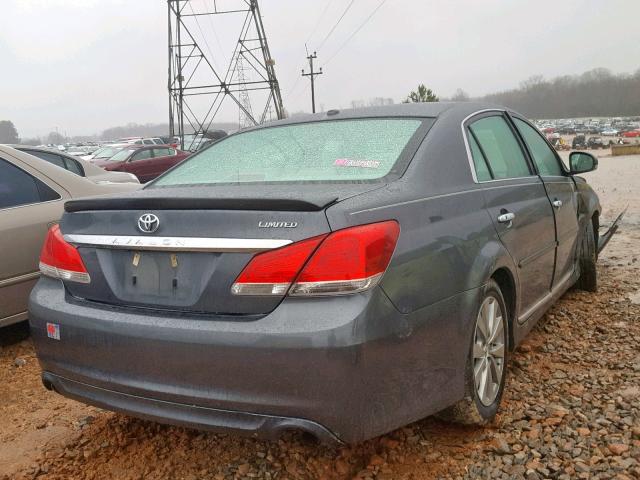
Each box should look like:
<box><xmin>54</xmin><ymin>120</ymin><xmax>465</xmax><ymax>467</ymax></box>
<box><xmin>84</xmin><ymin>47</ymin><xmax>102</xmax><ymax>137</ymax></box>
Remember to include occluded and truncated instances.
<box><xmin>473</xmin><ymin>296</ymin><xmax>506</xmax><ymax>406</ymax></box>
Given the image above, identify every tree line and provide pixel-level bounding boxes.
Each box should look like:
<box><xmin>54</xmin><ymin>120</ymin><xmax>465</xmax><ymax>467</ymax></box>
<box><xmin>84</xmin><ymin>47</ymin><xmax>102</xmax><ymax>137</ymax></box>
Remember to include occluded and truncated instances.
<box><xmin>481</xmin><ymin>68</ymin><xmax>640</xmax><ymax>119</ymax></box>
<box><xmin>406</xmin><ymin>68</ymin><xmax>640</xmax><ymax>119</ymax></box>
<box><xmin>2</xmin><ymin>68</ymin><xmax>638</xmax><ymax>145</ymax></box>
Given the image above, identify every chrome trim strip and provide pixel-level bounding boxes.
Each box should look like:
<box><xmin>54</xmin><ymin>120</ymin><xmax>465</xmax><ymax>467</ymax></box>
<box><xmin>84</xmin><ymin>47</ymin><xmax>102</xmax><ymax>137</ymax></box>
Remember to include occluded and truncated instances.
<box><xmin>64</xmin><ymin>234</ymin><xmax>292</xmax><ymax>253</ymax></box>
<box><xmin>518</xmin><ymin>269</ymin><xmax>574</xmax><ymax>323</ymax></box>
<box><xmin>518</xmin><ymin>241</ymin><xmax>557</xmax><ymax>268</ymax></box>
<box><xmin>0</xmin><ymin>311</ymin><xmax>29</xmax><ymax>328</ymax></box>
<box><xmin>352</xmin><ymin>181</ymin><xmax>541</xmax><ymax>214</ymax></box>
<box><xmin>0</xmin><ymin>271</ymin><xmax>40</xmax><ymax>288</ymax></box>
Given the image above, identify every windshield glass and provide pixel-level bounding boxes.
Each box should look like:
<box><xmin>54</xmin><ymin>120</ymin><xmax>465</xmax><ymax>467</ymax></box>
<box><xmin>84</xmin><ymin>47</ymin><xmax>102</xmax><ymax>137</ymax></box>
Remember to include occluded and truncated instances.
<box><xmin>94</xmin><ymin>147</ymin><xmax>124</xmax><ymax>159</ymax></box>
<box><xmin>153</xmin><ymin>118</ymin><xmax>426</xmax><ymax>186</ymax></box>
<box><xmin>106</xmin><ymin>148</ymin><xmax>136</xmax><ymax>162</ymax></box>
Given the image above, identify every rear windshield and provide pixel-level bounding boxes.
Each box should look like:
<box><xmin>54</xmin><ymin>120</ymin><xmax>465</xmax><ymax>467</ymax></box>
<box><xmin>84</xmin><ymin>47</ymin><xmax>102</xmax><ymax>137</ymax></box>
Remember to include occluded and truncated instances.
<box><xmin>106</xmin><ymin>148</ymin><xmax>136</xmax><ymax>162</ymax></box>
<box><xmin>152</xmin><ymin>118</ymin><xmax>428</xmax><ymax>186</ymax></box>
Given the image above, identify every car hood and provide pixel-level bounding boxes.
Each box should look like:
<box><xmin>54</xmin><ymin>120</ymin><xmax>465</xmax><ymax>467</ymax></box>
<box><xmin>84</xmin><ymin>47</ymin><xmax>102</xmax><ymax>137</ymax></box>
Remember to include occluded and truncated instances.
<box><xmin>64</xmin><ymin>182</ymin><xmax>386</xmax><ymax>212</ymax></box>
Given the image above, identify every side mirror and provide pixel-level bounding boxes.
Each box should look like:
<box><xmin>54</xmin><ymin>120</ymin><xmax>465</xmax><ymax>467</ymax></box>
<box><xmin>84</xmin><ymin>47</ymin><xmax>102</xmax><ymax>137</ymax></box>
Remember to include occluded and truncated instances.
<box><xmin>569</xmin><ymin>151</ymin><xmax>598</xmax><ymax>174</ymax></box>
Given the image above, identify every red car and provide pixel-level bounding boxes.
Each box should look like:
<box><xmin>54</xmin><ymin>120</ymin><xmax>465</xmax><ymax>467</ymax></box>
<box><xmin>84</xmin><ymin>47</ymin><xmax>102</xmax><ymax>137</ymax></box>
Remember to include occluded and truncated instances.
<box><xmin>94</xmin><ymin>146</ymin><xmax>189</xmax><ymax>183</ymax></box>
<box><xmin>622</xmin><ymin>129</ymin><xmax>640</xmax><ymax>138</ymax></box>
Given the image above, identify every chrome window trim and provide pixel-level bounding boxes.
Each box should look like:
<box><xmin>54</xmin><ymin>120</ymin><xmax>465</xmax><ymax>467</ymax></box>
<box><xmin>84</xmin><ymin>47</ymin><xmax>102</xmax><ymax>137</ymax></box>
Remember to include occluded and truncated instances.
<box><xmin>0</xmin><ymin>271</ymin><xmax>40</xmax><ymax>288</ymax></box>
<box><xmin>0</xmin><ymin>197</ymin><xmax>62</xmax><ymax>213</ymax></box>
<box><xmin>461</xmin><ymin>109</ymin><xmax>537</xmax><ymax>184</ymax></box>
<box><xmin>63</xmin><ymin>234</ymin><xmax>292</xmax><ymax>253</ymax></box>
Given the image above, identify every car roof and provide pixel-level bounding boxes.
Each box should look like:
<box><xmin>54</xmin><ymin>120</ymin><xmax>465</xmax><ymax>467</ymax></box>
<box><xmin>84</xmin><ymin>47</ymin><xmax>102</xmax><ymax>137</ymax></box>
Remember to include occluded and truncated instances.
<box><xmin>247</xmin><ymin>102</ymin><xmax>509</xmax><ymax>131</ymax></box>
<box><xmin>3</xmin><ymin>144</ymin><xmax>119</xmax><ymax>178</ymax></box>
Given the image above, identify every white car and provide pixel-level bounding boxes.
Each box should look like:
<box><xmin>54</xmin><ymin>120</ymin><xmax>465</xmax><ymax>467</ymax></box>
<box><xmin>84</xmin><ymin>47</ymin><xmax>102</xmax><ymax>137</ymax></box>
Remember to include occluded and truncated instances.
<box><xmin>119</xmin><ymin>137</ymin><xmax>165</xmax><ymax>146</ymax></box>
<box><xmin>601</xmin><ymin>128</ymin><xmax>618</xmax><ymax>136</ymax></box>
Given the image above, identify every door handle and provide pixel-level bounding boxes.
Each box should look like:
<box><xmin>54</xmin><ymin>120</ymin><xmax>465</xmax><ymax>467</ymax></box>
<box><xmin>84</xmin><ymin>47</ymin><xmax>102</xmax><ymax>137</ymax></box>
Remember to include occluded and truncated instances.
<box><xmin>497</xmin><ymin>212</ymin><xmax>515</xmax><ymax>225</ymax></box>
<box><xmin>552</xmin><ymin>199</ymin><xmax>563</xmax><ymax>209</ymax></box>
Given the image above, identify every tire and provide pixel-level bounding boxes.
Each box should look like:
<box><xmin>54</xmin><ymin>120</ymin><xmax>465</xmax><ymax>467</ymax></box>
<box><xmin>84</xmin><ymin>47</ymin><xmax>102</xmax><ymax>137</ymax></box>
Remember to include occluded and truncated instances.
<box><xmin>437</xmin><ymin>280</ymin><xmax>509</xmax><ymax>425</ymax></box>
<box><xmin>576</xmin><ymin>219</ymin><xmax>597</xmax><ymax>292</ymax></box>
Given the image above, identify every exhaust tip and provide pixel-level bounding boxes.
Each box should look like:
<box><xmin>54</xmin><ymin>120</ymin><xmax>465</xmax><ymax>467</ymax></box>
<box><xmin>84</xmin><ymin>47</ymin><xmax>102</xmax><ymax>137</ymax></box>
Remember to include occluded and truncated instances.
<box><xmin>41</xmin><ymin>373</ymin><xmax>54</xmax><ymax>391</ymax></box>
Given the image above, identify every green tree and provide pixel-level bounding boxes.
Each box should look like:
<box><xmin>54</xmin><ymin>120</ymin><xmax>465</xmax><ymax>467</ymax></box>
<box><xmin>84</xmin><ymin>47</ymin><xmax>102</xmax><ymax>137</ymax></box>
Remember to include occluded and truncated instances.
<box><xmin>0</xmin><ymin>120</ymin><xmax>20</xmax><ymax>143</ymax></box>
<box><xmin>403</xmin><ymin>84</ymin><xmax>439</xmax><ymax>103</ymax></box>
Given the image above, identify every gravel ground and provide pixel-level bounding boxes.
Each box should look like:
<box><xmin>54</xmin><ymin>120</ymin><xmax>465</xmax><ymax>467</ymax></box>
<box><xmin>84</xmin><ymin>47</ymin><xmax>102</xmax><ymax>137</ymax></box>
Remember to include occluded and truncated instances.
<box><xmin>1</xmin><ymin>154</ymin><xmax>638</xmax><ymax>480</ymax></box>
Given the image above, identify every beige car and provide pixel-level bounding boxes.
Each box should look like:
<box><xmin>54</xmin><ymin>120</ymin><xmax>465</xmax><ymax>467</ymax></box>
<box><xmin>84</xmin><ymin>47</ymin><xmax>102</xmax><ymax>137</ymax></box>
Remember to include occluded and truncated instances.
<box><xmin>0</xmin><ymin>145</ymin><xmax>141</xmax><ymax>327</ymax></box>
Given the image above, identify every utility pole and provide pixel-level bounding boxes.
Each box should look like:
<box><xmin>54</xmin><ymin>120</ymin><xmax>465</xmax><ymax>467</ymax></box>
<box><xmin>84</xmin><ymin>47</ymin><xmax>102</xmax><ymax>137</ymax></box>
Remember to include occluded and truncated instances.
<box><xmin>302</xmin><ymin>52</ymin><xmax>322</xmax><ymax>113</ymax></box>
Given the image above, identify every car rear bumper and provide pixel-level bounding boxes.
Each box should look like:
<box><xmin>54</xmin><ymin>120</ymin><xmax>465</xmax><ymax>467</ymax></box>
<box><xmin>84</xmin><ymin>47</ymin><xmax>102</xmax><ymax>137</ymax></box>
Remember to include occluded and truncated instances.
<box><xmin>29</xmin><ymin>277</ymin><xmax>480</xmax><ymax>443</ymax></box>
<box><xmin>41</xmin><ymin>372</ymin><xmax>340</xmax><ymax>443</ymax></box>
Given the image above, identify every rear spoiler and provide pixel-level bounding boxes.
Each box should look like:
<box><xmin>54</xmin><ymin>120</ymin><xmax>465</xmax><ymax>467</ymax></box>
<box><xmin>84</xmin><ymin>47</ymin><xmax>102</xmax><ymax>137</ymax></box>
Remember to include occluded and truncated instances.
<box><xmin>598</xmin><ymin>207</ymin><xmax>626</xmax><ymax>254</ymax></box>
<box><xmin>65</xmin><ymin>196</ymin><xmax>338</xmax><ymax>213</ymax></box>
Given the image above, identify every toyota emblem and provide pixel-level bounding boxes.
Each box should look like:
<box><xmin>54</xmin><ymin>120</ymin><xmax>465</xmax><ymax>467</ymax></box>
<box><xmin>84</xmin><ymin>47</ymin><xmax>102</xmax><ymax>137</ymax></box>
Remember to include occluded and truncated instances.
<box><xmin>138</xmin><ymin>213</ymin><xmax>160</xmax><ymax>233</ymax></box>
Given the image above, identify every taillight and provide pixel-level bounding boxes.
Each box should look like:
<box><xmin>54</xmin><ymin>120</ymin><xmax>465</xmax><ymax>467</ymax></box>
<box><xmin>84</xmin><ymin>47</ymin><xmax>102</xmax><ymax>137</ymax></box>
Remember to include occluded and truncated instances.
<box><xmin>39</xmin><ymin>225</ymin><xmax>91</xmax><ymax>284</ymax></box>
<box><xmin>230</xmin><ymin>235</ymin><xmax>327</xmax><ymax>295</ymax></box>
<box><xmin>231</xmin><ymin>221</ymin><xmax>399</xmax><ymax>297</ymax></box>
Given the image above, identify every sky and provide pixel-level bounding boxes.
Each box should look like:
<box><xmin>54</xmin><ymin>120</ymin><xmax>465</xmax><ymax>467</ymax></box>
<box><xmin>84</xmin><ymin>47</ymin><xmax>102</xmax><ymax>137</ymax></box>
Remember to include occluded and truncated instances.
<box><xmin>1</xmin><ymin>0</ymin><xmax>639</xmax><ymax>138</ymax></box>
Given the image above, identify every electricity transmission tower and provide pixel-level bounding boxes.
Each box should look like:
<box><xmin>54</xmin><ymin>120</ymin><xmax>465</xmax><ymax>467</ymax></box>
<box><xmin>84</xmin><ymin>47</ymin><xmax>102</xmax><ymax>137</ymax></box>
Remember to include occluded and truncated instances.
<box><xmin>235</xmin><ymin>55</ymin><xmax>255</xmax><ymax>129</ymax></box>
<box><xmin>167</xmin><ymin>0</ymin><xmax>285</xmax><ymax>148</ymax></box>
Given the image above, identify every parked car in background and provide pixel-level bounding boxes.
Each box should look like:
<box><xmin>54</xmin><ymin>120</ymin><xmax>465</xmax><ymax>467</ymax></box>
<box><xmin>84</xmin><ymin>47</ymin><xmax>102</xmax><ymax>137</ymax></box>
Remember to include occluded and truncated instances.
<box><xmin>621</xmin><ymin>129</ymin><xmax>640</xmax><ymax>138</ymax></box>
<box><xmin>29</xmin><ymin>103</ymin><xmax>608</xmax><ymax>444</ymax></box>
<box><xmin>82</xmin><ymin>144</ymin><xmax>128</xmax><ymax>162</ymax></box>
<box><xmin>118</xmin><ymin>137</ymin><xmax>165</xmax><ymax>146</ymax></box>
<box><xmin>572</xmin><ymin>134</ymin><xmax>587</xmax><ymax>149</ymax></box>
<box><xmin>160</xmin><ymin>136</ymin><xmax>180</xmax><ymax>148</ymax></box>
<box><xmin>93</xmin><ymin>145</ymin><xmax>189</xmax><ymax>182</ymax></box>
<box><xmin>0</xmin><ymin>146</ymin><xmax>140</xmax><ymax>328</ymax></box>
<box><xmin>601</xmin><ymin>128</ymin><xmax>618</xmax><ymax>136</ymax></box>
<box><xmin>586</xmin><ymin>137</ymin><xmax>605</xmax><ymax>149</ymax></box>
<box><xmin>8</xmin><ymin>145</ymin><xmax>140</xmax><ymax>184</ymax></box>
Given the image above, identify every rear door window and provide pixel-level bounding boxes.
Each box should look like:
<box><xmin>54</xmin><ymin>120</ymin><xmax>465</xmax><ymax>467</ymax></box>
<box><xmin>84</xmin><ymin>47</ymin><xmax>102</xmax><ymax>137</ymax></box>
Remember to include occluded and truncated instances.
<box><xmin>153</xmin><ymin>118</ymin><xmax>428</xmax><ymax>186</ymax></box>
<box><xmin>469</xmin><ymin>116</ymin><xmax>531</xmax><ymax>180</ymax></box>
<box><xmin>153</xmin><ymin>148</ymin><xmax>173</xmax><ymax>157</ymax></box>
<box><xmin>25</xmin><ymin>150</ymin><xmax>66</xmax><ymax>169</ymax></box>
<box><xmin>63</xmin><ymin>157</ymin><xmax>84</xmax><ymax>176</ymax></box>
<box><xmin>513</xmin><ymin>118</ymin><xmax>564</xmax><ymax>176</ymax></box>
<box><xmin>0</xmin><ymin>158</ymin><xmax>60</xmax><ymax>209</ymax></box>
<box><xmin>467</xmin><ymin>131</ymin><xmax>492</xmax><ymax>182</ymax></box>
<box><xmin>131</xmin><ymin>149</ymin><xmax>153</xmax><ymax>161</ymax></box>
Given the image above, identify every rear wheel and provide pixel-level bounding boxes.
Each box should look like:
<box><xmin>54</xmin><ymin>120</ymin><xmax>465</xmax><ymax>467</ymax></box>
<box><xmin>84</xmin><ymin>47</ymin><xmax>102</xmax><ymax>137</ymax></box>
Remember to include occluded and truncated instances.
<box><xmin>438</xmin><ymin>280</ymin><xmax>508</xmax><ymax>425</ymax></box>
<box><xmin>576</xmin><ymin>219</ymin><xmax>597</xmax><ymax>292</ymax></box>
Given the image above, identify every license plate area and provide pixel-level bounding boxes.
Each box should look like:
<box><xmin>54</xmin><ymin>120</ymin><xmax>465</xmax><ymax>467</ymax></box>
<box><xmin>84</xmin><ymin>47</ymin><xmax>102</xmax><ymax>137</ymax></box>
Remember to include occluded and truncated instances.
<box><xmin>96</xmin><ymin>249</ymin><xmax>220</xmax><ymax>308</ymax></box>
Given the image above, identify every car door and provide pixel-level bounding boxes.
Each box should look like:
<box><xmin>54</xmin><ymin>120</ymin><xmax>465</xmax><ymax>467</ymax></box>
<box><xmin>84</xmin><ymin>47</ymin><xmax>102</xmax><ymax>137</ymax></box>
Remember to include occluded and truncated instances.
<box><xmin>124</xmin><ymin>148</ymin><xmax>155</xmax><ymax>183</ymax></box>
<box><xmin>149</xmin><ymin>147</ymin><xmax>180</xmax><ymax>179</ymax></box>
<box><xmin>466</xmin><ymin>113</ymin><xmax>556</xmax><ymax>321</ymax></box>
<box><xmin>511</xmin><ymin>116</ymin><xmax>580</xmax><ymax>287</ymax></box>
<box><xmin>0</xmin><ymin>157</ymin><xmax>65</xmax><ymax>326</ymax></box>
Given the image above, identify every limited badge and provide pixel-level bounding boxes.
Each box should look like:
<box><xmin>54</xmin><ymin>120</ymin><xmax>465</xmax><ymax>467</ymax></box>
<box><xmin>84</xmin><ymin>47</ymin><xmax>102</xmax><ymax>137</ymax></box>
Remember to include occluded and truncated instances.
<box><xmin>46</xmin><ymin>322</ymin><xmax>60</xmax><ymax>340</ymax></box>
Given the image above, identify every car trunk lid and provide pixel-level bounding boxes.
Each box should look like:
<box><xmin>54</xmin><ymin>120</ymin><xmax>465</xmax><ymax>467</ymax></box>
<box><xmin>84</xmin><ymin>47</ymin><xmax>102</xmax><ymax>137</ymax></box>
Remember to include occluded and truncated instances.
<box><xmin>60</xmin><ymin>183</ymin><xmax>382</xmax><ymax>316</ymax></box>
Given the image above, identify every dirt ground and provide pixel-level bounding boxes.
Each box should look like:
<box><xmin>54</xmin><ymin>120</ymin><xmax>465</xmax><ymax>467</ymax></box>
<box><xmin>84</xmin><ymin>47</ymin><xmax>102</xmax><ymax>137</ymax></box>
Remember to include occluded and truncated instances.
<box><xmin>1</xmin><ymin>154</ymin><xmax>638</xmax><ymax>480</ymax></box>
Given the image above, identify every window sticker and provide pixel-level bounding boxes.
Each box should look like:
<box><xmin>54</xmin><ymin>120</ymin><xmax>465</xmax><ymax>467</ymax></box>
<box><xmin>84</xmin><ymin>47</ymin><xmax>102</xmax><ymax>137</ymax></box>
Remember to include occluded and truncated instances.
<box><xmin>334</xmin><ymin>158</ymin><xmax>381</xmax><ymax>169</ymax></box>
<box><xmin>47</xmin><ymin>322</ymin><xmax>61</xmax><ymax>340</ymax></box>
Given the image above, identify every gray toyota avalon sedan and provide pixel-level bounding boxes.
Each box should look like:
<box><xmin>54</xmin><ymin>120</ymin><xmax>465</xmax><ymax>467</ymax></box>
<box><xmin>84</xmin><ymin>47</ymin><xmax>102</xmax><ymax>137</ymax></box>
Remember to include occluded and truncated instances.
<box><xmin>29</xmin><ymin>103</ymin><xmax>604</xmax><ymax>444</ymax></box>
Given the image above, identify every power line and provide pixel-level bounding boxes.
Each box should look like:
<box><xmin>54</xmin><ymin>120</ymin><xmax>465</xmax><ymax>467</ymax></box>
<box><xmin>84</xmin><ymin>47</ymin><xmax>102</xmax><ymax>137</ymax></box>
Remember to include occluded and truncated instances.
<box><xmin>283</xmin><ymin>0</ymin><xmax>333</xmax><ymax>96</ymax></box>
<box><xmin>187</xmin><ymin>2</ymin><xmax>221</xmax><ymax>71</ymax></box>
<box><xmin>324</xmin><ymin>0</ymin><xmax>387</xmax><ymax>67</ymax></box>
<box><xmin>306</xmin><ymin>0</ymin><xmax>335</xmax><ymax>45</ymax></box>
<box><xmin>316</xmin><ymin>0</ymin><xmax>356</xmax><ymax>51</ymax></box>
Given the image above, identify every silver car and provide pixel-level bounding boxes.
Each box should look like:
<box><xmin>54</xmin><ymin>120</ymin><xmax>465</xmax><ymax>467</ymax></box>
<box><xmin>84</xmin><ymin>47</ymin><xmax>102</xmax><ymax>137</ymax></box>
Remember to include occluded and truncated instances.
<box><xmin>8</xmin><ymin>145</ymin><xmax>140</xmax><ymax>184</ymax></box>
<box><xmin>0</xmin><ymin>145</ymin><xmax>140</xmax><ymax>328</ymax></box>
